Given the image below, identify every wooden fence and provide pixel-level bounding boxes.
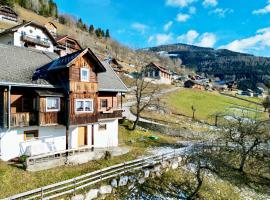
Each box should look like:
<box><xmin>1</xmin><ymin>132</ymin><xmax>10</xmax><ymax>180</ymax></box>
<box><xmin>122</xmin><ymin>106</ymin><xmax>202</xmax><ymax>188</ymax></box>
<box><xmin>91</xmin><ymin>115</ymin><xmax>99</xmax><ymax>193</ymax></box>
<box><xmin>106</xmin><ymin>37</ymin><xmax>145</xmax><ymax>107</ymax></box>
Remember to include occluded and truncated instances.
<box><xmin>6</xmin><ymin>141</ymin><xmax>270</xmax><ymax>200</ymax></box>
<box><xmin>6</xmin><ymin>149</ymin><xmax>186</xmax><ymax>200</ymax></box>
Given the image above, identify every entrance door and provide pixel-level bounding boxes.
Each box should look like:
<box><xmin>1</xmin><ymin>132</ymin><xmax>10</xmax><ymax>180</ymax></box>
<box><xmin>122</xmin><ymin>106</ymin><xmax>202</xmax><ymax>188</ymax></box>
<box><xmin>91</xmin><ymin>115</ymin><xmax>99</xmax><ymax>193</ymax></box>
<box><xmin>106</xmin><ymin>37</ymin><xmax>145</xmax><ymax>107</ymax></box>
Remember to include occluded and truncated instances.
<box><xmin>78</xmin><ymin>126</ymin><xmax>87</xmax><ymax>147</ymax></box>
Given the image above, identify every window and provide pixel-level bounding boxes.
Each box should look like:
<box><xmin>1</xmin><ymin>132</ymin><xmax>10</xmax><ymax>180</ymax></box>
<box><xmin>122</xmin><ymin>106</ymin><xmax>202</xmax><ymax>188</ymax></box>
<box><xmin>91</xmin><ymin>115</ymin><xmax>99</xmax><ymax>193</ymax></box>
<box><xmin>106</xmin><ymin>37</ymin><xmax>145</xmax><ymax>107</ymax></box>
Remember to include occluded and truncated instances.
<box><xmin>46</xmin><ymin>97</ymin><xmax>60</xmax><ymax>112</ymax></box>
<box><xmin>24</xmin><ymin>130</ymin><xmax>38</xmax><ymax>141</ymax></box>
<box><xmin>75</xmin><ymin>99</ymin><xmax>93</xmax><ymax>113</ymax></box>
<box><xmin>100</xmin><ymin>99</ymin><xmax>108</xmax><ymax>108</ymax></box>
<box><xmin>98</xmin><ymin>124</ymin><xmax>107</xmax><ymax>131</ymax></box>
<box><xmin>80</xmin><ymin>68</ymin><xmax>90</xmax><ymax>82</ymax></box>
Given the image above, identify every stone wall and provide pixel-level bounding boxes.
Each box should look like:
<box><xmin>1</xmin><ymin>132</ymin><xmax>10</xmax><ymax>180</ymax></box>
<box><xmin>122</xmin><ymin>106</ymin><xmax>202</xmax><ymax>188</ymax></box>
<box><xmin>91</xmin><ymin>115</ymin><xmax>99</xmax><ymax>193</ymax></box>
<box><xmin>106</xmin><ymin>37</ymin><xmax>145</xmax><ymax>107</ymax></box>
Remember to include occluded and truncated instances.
<box><xmin>71</xmin><ymin>155</ymin><xmax>187</xmax><ymax>200</ymax></box>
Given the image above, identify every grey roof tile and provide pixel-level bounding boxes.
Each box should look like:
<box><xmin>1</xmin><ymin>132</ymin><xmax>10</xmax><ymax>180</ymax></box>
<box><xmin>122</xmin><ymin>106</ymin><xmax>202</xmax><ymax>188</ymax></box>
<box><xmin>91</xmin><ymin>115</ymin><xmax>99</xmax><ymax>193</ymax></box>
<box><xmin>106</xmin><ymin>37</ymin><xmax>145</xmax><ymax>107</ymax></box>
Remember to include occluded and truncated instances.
<box><xmin>0</xmin><ymin>44</ymin><xmax>58</xmax><ymax>87</ymax></box>
<box><xmin>98</xmin><ymin>61</ymin><xmax>128</xmax><ymax>92</ymax></box>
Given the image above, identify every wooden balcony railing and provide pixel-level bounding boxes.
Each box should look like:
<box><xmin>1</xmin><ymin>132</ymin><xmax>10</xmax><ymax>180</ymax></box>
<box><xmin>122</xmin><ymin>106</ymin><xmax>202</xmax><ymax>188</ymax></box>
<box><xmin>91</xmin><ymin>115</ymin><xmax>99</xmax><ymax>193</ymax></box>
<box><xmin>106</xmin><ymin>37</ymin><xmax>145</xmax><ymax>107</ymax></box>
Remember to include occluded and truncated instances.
<box><xmin>21</xmin><ymin>35</ymin><xmax>50</xmax><ymax>48</ymax></box>
<box><xmin>98</xmin><ymin>109</ymin><xmax>123</xmax><ymax>119</ymax></box>
<box><xmin>11</xmin><ymin>112</ymin><xmax>37</xmax><ymax>128</ymax></box>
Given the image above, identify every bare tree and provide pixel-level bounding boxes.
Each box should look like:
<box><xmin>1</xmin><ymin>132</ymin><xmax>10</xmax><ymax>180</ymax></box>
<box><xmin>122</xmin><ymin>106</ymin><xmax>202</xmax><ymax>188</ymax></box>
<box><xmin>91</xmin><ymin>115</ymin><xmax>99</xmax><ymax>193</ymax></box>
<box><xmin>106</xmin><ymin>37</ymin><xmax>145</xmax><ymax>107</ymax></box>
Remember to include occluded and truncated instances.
<box><xmin>131</xmin><ymin>73</ymin><xmax>160</xmax><ymax>130</ymax></box>
<box><xmin>222</xmin><ymin>114</ymin><xmax>270</xmax><ymax>172</ymax></box>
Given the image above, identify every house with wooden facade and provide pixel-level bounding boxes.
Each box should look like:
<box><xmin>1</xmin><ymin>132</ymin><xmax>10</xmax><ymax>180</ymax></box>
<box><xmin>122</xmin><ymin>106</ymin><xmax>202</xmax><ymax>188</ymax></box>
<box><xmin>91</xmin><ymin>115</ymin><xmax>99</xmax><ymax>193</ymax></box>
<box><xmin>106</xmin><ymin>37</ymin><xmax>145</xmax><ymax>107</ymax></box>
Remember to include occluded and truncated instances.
<box><xmin>55</xmin><ymin>35</ymin><xmax>82</xmax><ymax>56</ymax></box>
<box><xmin>0</xmin><ymin>5</ymin><xmax>18</xmax><ymax>24</ymax></box>
<box><xmin>0</xmin><ymin>21</ymin><xmax>57</xmax><ymax>52</ymax></box>
<box><xmin>142</xmin><ymin>62</ymin><xmax>172</xmax><ymax>85</ymax></box>
<box><xmin>0</xmin><ymin>44</ymin><xmax>128</xmax><ymax>161</ymax></box>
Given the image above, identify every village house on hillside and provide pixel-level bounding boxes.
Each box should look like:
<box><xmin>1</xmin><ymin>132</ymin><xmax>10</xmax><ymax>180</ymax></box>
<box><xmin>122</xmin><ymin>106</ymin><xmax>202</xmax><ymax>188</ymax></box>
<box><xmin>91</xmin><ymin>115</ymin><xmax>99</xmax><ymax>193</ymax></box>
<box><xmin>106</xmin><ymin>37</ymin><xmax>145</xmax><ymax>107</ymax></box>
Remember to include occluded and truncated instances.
<box><xmin>55</xmin><ymin>35</ymin><xmax>82</xmax><ymax>56</ymax></box>
<box><xmin>0</xmin><ymin>21</ymin><xmax>57</xmax><ymax>52</ymax></box>
<box><xmin>142</xmin><ymin>62</ymin><xmax>172</xmax><ymax>85</ymax></box>
<box><xmin>0</xmin><ymin>44</ymin><xmax>128</xmax><ymax>161</ymax></box>
<box><xmin>0</xmin><ymin>5</ymin><xmax>18</xmax><ymax>24</ymax></box>
<box><xmin>44</xmin><ymin>21</ymin><xmax>57</xmax><ymax>37</ymax></box>
<box><xmin>105</xmin><ymin>57</ymin><xmax>125</xmax><ymax>75</ymax></box>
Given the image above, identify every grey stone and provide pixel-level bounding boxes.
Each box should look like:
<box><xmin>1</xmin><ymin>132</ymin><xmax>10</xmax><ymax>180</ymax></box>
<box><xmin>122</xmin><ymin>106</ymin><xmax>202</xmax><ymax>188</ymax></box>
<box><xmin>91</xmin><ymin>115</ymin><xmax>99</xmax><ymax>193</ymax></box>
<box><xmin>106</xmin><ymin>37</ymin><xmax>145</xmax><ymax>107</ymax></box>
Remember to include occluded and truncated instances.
<box><xmin>177</xmin><ymin>156</ymin><xmax>182</xmax><ymax>163</ymax></box>
<box><xmin>138</xmin><ymin>177</ymin><xmax>145</xmax><ymax>184</ymax></box>
<box><xmin>71</xmin><ymin>194</ymin><xmax>84</xmax><ymax>200</ymax></box>
<box><xmin>118</xmin><ymin>176</ymin><xmax>129</xmax><ymax>186</ymax></box>
<box><xmin>171</xmin><ymin>161</ymin><xmax>179</xmax><ymax>169</ymax></box>
<box><xmin>111</xmin><ymin>179</ymin><xmax>118</xmax><ymax>188</ymax></box>
<box><xmin>143</xmin><ymin>169</ymin><xmax>150</xmax><ymax>178</ymax></box>
<box><xmin>99</xmin><ymin>185</ymin><xmax>112</xmax><ymax>194</ymax></box>
<box><xmin>154</xmin><ymin>165</ymin><xmax>161</xmax><ymax>172</ymax></box>
<box><xmin>85</xmin><ymin>189</ymin><xmax>99</xmax><ymax>200</ymax></box>
<box><xmin>161</xmin><ymin>161</ymin><xmax>169</xmax><ymax>169</ymax></box>
<box><xmin>156</xmin><ymin>172</ymin><xmax>161</xmax><ymax>177</ymax></box>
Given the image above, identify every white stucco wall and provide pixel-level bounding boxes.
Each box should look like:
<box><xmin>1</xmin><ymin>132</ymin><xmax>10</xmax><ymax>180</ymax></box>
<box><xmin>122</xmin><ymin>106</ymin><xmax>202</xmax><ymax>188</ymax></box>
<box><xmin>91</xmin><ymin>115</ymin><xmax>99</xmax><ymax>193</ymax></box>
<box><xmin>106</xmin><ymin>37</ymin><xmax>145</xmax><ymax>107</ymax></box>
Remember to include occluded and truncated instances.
<box><xmin>0</xmin><ymin>126</ymin><xmax>66</xmax><ymax>161</ymax></box>
<box><xmin>13</xmin><ymin>25</ymin><xmax>54</xmax><ymax>52</ymax></box>
<box><xmin>70</xmin><ymin>119</ymin><xmax>119</xmax><ymax>149</ymax></box>
<box><xmin>0</xmin><ymin>119</ymin><xmax>119</xmax><ymax>161</ymax></box>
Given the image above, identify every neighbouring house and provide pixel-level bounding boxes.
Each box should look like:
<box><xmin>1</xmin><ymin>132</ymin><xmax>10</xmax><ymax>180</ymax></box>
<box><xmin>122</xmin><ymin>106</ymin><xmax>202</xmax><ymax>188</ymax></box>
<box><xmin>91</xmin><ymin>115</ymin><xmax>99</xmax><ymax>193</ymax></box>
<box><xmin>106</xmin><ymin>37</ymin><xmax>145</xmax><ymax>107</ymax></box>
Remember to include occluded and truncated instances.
<box><xmin>0</xmin><ymin>21</ymin><xmax>57</xmax><ymax>52</ymax></box>
<box><xmin>0</xmin><ymin>44</ymin><xmax>128</xmax><ymax>161</ymax></box>
<box><xmin>105</xmin><ymin>57</ymin><xmax>125</xmax><ymax>75</ymax></box>
<box><xmin>44</xmin><ymin>21</ymin><xmax>57</xmax><ymax>37</ymax></box>
<box><xmin>55</xmin><ymin>35</ymin><xmax>82</xmax><ymax>56</ymax></box>
<box><xmin>142</xmin><ymin>62</ymin><xmax>172</xmax><ymax>85</ymax></box>
<box><xmin>0</xmin><ymin>5</ymin><xmax>18</xmax><ymax>24</ymax></box>
<box><xmin>184</xmin><ymin>80</ymin><xmax>205</xmax><ymax>90</ymax></box>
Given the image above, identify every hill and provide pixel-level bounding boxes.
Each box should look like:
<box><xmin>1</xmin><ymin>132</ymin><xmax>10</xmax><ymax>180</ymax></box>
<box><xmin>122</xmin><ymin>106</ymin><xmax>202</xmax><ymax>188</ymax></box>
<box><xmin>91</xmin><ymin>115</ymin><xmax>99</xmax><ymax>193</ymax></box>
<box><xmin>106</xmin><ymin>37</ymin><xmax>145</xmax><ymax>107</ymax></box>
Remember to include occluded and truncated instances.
<box><xmin>146</xmin><ymin>43</ymin><xmax>270</xmax><ymax>90</ymax></box>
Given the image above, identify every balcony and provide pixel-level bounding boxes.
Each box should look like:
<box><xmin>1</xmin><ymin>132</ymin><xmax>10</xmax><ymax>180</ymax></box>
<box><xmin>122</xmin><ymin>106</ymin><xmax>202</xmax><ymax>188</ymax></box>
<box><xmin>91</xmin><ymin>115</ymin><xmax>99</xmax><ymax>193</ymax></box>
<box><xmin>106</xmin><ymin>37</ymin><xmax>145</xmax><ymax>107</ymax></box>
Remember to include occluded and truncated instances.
<box><xmin>11</xmin><ymin>112</ymin><xmax>38</xmax><ymax>128</ymax></box>
<box><xmin>98</xmin><ymin>109</ymin><xmax>123</xmax><ymax>120</ymax></box>
<box><xmin>21</xmin><ymin>35</ymin><xmax>50</xmax><ymax>48</ymax></box>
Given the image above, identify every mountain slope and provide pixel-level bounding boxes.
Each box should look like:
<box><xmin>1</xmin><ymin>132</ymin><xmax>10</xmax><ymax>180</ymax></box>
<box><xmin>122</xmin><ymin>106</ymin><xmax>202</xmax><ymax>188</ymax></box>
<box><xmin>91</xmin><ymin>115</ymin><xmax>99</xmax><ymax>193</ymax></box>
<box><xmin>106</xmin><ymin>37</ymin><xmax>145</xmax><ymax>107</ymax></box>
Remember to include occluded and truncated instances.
<box><xmin>147</xmin><ymin>43</ymin><xmax>270</xmax><ymax>89</ymax></box>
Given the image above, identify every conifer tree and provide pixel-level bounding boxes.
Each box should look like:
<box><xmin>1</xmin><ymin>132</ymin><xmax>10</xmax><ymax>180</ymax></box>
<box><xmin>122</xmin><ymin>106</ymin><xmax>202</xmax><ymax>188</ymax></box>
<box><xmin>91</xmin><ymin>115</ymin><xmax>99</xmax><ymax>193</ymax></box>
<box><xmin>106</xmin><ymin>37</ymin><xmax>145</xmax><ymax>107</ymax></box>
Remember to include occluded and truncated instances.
<box><xmin>105</xmin><ymin>29</ymin><xmax>110</xmax><ymax>38</ymax></box>
<box><xmin>89</xmin><ymin>24</ymin><xmax>94</xmax><ymax>34</ymax></box>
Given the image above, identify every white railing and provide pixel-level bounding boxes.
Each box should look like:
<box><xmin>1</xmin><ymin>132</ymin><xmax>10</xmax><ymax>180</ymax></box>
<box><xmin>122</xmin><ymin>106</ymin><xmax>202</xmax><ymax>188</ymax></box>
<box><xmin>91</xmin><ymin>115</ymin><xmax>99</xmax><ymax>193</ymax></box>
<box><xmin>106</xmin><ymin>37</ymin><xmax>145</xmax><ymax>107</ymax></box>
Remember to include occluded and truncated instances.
<box><xmin>6</xmin><ymin>149</ymin><xmax>185</xmax><ymax>200</ymax></box>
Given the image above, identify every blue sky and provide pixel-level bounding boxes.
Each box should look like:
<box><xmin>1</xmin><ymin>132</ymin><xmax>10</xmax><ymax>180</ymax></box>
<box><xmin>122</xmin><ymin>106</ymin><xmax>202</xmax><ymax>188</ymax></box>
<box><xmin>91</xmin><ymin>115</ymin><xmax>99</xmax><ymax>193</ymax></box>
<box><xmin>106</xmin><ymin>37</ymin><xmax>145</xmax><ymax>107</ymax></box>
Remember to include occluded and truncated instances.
<box><xmin>54</xmin><ymin>0</ymin><xmax>270</xmax><ymax>57</ymax></box>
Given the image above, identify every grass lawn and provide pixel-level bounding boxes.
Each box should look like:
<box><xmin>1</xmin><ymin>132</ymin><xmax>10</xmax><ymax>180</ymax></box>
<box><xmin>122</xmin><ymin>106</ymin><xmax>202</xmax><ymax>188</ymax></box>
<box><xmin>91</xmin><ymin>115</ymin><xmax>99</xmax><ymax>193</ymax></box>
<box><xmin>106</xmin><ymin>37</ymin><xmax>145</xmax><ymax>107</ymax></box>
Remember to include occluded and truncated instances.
<box><xmin>166</xmin><ymin>89</ymin><xmax>267</xmax><ymax>123</ymax></box>
<box><xmin>0</xmin><ymin>124</ymin><xmax>179</xmax><ymax>198</ymax></box>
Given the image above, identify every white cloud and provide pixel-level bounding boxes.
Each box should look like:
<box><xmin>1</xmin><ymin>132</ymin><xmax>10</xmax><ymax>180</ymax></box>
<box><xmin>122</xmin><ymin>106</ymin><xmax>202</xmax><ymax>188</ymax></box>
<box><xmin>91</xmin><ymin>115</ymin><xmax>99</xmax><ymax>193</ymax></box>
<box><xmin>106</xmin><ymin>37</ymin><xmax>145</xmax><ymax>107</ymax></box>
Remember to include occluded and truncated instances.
<box><xmin>177</xmin><ymin>30</ymin><xmax>217</xmax><ymax>47</ymax></box>
<box><xmin>189</xmin><ymin>6</ymin><xmax>197</xmax><ymax>14</ymax></box>
<box><xmin>176</xmin><ymin>13</ymin><xmax>191</xmax><ymax>22</ymax></box>
<box><xmin>148</xmin><ymin>33</ymin><xmax>173</xmax><ymax>45</ymax></box>
<box><xmin>177</xmin><ymin>30</ymin><xmax>199</xmax><ymax>44</ymax></box>
<box><xmin>253</xmin><ymin>1</ymin><xmax>270</xmax><ymax>15</ymax></box>
<box><xmin>219</xmin><ymin>27</ymin><xmax>270</xmax><ymax>53</ymax></box>
<box><xmin>131</xmin><ymin>22</ymin><xmax>148</xmax><ymax>34</ymax></box>
<box><xmin>203</xmin><ymin>0</ymin><xmax>218</xmax><ymax>7</ymax></box>
<box><xmin>164</xmin><ymin>21</ymin><xmax>173</xmax><ymax>31</ymax></box>
<box><xmin>165</xmin><ymin>0</ymin><xmax>196</xmax><ymax>8</ymax></box>
<box><xmin>211</xmin><ymin>8</ymin><xmax>234</xmax><ymax>18</ymax></box>
<box><xmin>196</xmin><ymin>32</ymin><xmax>217</xmax><ymax>47</ymax></box>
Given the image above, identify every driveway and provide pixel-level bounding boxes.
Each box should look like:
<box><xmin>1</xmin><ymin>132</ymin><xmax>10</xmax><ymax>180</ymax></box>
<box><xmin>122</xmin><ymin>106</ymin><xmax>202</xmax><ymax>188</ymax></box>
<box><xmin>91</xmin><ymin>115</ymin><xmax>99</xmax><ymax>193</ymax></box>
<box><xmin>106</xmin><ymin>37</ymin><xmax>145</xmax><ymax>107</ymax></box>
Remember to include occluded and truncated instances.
<box><xmin>123</xmin><ymin>87</ymin><xmax>179</xmax><ymax>124</ymax></box>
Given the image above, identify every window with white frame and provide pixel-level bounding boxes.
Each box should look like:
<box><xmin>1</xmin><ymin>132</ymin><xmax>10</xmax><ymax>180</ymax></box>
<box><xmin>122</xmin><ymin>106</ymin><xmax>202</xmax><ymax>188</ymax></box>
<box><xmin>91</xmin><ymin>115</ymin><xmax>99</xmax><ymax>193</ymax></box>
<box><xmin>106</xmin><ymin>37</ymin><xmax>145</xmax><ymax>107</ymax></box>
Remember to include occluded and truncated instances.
<box><xmin>80</xmin><ymin>68</ymin><xmax>90</xmax><ymax>82</ymax></box>
<box><xmin>75</xmin><ymin>99</ymin><xmax>93</xmax><ymax>113</ymax></box>
<box><xmin>46</xmin><ymin>97</ymin><xmax>60</xmax><ymax>112</ymax></box>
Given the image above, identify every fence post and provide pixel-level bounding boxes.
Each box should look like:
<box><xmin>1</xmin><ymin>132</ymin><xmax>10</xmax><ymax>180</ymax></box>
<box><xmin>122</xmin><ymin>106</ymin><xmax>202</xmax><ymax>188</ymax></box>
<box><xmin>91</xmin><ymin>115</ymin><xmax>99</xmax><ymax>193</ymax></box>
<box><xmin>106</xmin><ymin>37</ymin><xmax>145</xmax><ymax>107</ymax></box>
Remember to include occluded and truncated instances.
<box><xmin>41</xmin><ymin>187</ymin><xmax>44</xmax><ymax>199</ymax></box>
<box><xmin>73</xmin><ymin>178</ymin><xmax>76</xmax><ymax>196</ymax></box>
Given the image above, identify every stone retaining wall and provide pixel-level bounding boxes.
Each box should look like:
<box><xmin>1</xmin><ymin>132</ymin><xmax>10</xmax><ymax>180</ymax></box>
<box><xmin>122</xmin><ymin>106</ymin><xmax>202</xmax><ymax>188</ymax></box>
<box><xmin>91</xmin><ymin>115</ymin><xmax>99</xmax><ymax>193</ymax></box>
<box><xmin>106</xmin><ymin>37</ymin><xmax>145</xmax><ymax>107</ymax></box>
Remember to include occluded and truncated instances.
<box><xmin>71</xmin><ymin>155</ymin><xmax>187</xmax><ymax>200</ymax></box>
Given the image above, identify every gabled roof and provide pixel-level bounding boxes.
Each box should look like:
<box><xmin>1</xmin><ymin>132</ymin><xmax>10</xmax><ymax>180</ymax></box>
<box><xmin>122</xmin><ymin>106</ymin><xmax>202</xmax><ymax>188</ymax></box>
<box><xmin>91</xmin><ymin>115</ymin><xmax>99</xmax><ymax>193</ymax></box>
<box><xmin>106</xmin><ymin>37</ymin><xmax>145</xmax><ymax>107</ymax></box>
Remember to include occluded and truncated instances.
<box><xmin>146</xmin><ymin>62</ymin><xmax>171</xmax><ymax>75</ymax></box>
<box><xmin>56</xmin><ymin>35</ymin><xmax>82</xmax><ymax>49</ymax></box>
<box><xmin>0</xmin><ymin>44</ymin><xmax>58</xmax><ymax>87</ymax></box>
<box><xmin>46</xmin><ymin>48</ymin><xmax>106</xmax><ymax>72</ymax></box>
<box><xmin>0</xmin><ymin>44</ymin><xmax>128</xmax><ymax>92</ymax></box>
<box><xmin>98</xmin><ymin>61</ymin><xmax>128</xmax><ymax>92</ymax></box>
<box><xmin>0</xmin><ymin>5</ymin><xmax>18</xmax><ymax>16</ymax></box>
<box><xmin>0</xmin><ymin>21</ymin><xmax>57</xmax><ymax>45</ymax></box>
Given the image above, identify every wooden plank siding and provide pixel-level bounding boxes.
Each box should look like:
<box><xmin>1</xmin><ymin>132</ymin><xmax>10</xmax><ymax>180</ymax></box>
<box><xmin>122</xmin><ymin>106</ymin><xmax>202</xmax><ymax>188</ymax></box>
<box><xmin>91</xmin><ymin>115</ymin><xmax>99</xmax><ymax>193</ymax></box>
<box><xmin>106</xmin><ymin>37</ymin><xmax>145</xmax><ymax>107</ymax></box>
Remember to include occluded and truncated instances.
<box><xmin>69</xmin><ymin>54</ymin><xmax>99</xmax><ymax>125</ymax></box>
<box><xmin>97</xmin><ymin>92</ymin><xmax>118</xmax><ymax>111</ymax></box>
<box><xmin>39</xmin><ymin>97</ymin><xmax>65</xmax><ymax>126</ymax></box>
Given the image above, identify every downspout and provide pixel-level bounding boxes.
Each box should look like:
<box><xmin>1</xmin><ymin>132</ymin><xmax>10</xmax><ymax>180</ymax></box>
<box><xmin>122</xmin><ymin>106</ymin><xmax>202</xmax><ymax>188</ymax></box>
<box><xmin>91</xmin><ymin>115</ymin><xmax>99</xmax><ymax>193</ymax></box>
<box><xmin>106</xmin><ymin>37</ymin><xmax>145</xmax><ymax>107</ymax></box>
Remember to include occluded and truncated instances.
<box><xmin>8</xmin><ymin>85</ymin><xmax>11</xmax><ymax>131</ymax></box>
<box><xmin>0</xmin><ymin>85</ymin><xmax>11</xmax><ymax>158</ymax></box>
<box><xmin>65</xmin><ymin>92</ymin><xmax>70</xmax><ymax>151</ymax></box>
